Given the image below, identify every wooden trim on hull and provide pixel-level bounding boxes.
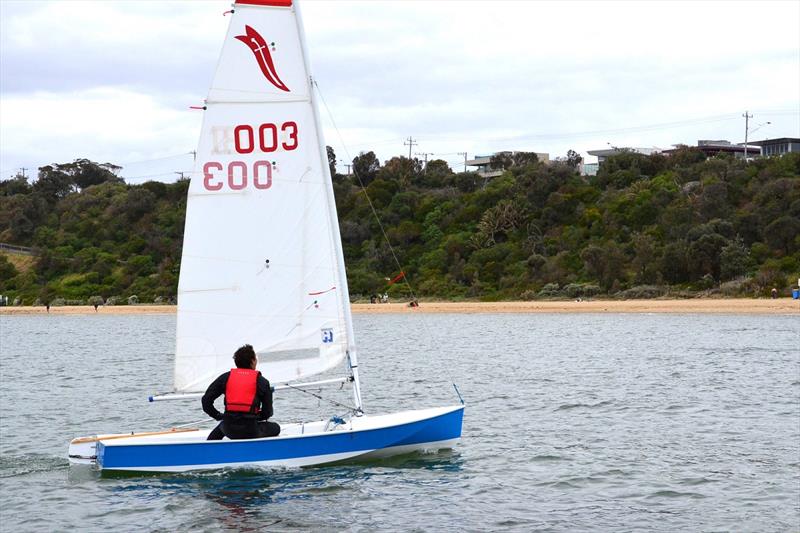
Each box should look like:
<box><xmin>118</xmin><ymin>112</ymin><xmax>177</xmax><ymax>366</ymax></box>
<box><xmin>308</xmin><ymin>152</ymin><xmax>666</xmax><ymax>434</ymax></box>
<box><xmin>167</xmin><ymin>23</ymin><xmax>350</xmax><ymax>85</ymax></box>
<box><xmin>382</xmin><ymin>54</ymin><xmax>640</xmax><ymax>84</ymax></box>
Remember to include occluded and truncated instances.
<box><xmin>70</xmin><ymin>428</ymin><xmax>200</xmax><ymax>445</ymax></box>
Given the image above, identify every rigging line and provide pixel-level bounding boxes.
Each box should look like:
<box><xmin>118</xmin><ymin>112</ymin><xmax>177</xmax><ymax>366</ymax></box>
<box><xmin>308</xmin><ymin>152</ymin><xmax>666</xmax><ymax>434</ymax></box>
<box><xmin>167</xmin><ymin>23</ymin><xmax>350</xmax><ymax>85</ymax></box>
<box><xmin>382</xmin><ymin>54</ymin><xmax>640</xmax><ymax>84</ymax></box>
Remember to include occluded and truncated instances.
<box><xmin>315</xmin><ymin>80</ymin><xmax>462</xmax><ymax>400</ymax></box>
<box><xmin>284</xmin><ymin>382</ymin><xmax>358</xmax><ymax>413</ymax></box>
<box><xmin>121</xmin><ymin>176</ymin><xmax>191</xmax><ymax>183</ymax></box>
<box><xmin>341</xmin><ymin>138</ymin><xmax>406</xmax><ymax>149</ymax></box>
<box><xmin>118</xmin><ymin>152</ymin><xmax>194</xmax><ymax>167</ymax></box>
<box><xmin>171</xmin><ymin>418</ymin><xmax>209</xmax><ymax>429</ymax></box>
<box><xmin>315</xmin><ymin>80</ymin><xmax>419</xmax><ymax>301</ymax></box>
<box><xmin>410</xmin><ymin>113</ymin><xmax>746</xmax><ymax>146</ymax></box>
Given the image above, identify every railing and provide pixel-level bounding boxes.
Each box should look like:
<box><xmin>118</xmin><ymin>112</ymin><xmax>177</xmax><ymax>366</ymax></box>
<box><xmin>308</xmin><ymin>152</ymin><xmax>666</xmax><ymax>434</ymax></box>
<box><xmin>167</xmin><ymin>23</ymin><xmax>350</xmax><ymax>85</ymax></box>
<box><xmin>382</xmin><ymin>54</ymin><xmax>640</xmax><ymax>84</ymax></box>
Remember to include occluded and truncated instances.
<box><xmin>0</xmin><ymin>243</ymin><xmax>37</xmax><ymax>256</ymax></box>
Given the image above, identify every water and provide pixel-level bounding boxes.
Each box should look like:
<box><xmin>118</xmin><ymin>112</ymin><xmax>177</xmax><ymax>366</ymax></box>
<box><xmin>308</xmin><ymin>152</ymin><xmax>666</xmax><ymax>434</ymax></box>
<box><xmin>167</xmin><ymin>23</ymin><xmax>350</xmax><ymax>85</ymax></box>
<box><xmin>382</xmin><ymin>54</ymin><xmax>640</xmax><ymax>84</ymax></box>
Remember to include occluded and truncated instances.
<box><xmin>0</xmin><ymin>312</ymin><xmax>798</xmax><ymax>531</ymax></box>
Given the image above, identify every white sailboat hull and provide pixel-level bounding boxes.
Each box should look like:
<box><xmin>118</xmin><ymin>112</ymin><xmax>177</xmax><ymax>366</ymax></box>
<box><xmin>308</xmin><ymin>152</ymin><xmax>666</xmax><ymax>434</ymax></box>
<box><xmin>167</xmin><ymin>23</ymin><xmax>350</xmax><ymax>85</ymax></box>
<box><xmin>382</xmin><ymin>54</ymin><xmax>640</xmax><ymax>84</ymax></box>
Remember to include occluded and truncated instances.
<box><xmin>69</xmin><ymin>405</ymin><xmax>463</xmax><ymax>473</ymax></box>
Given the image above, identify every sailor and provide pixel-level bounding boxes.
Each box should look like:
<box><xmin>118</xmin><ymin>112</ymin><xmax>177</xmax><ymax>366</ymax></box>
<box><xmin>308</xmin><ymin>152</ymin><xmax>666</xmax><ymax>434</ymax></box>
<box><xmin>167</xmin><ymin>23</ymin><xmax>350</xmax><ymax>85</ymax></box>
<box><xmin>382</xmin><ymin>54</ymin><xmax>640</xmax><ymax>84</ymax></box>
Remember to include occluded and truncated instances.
<box><xmin>202</xmin><ymin>344</ymin><xmax>281</xmax><ymax>440</ymax></box>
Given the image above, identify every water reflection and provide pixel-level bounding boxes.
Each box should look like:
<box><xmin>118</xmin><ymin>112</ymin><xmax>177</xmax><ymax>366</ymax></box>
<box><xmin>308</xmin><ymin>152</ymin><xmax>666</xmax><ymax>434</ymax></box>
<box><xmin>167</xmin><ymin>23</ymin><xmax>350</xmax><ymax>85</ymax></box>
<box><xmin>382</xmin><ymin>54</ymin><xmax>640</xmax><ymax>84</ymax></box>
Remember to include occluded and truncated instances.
<box><xmin>85</xmin><ymin>450</ymin><xmax>464</xmax><ymax>529</ymax></box>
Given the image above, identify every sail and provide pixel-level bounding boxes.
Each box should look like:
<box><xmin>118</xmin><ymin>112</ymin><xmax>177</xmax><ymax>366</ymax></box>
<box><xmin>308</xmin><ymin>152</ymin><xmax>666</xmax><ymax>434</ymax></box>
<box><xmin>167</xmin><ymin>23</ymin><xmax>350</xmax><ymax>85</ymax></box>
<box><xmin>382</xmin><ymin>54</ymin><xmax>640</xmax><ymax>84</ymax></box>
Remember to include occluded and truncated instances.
<box><xmin>174</xmin><ymin>0</ymin><xmax>352</xmax><ymax>393</ymax></box>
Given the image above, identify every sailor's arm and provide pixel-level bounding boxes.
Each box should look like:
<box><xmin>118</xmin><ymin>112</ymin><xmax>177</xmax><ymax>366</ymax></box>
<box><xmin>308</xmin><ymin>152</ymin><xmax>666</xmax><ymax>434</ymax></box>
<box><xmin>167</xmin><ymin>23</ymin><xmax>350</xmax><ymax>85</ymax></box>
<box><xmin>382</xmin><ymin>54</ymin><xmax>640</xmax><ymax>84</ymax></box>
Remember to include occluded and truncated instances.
<box><xmin>201</xmin><ymin>373</ymin><xmax>228</xmax><ymax>420</ymax></box>
<box><xmin>258</xmin><ymin>376</ymin><xmax>273</xmax><ymax>420</ymax></box>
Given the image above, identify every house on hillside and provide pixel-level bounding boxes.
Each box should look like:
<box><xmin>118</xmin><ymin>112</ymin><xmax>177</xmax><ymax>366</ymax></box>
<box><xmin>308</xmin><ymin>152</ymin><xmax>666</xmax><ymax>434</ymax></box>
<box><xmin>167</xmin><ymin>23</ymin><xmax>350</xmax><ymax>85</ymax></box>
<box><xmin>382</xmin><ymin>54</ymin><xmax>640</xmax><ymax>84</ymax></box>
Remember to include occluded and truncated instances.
<box><xmin>581</xmin><ymin>163</ymin><xmax>599</xmax><ymax>176</ymax></box>
<box><xmin>467</xmin><ymin>150</ymin><xmax>550</xmax><ymax>179</ymax></box>
<box><xmin>586</xmin><ymin>147</ymin><xmax>662</xmax><ymax>166</ymax></box>
<box><xmin>662</xmin><ymin>140</ymin><xmax>759</xmax><ymax>159</ymax></box>
<box><xmin>748</xmin><ymin>137</ymin><xmax>800</xmax><ymax>157</ymax></box>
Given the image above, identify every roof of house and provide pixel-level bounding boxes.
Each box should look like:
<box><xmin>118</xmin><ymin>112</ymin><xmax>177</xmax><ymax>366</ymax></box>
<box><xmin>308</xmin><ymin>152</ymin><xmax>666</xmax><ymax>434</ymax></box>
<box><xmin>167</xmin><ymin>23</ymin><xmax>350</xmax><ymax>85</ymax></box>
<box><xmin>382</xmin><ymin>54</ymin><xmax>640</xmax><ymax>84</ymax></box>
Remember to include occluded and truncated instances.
<box><xmin>587</xmin><ymin>147</ymin><xmax>660</xmax><ymax>157</ymax></box>
<box><xmin>748</xmin><ymin>137</ymin><xmax>800</xmax><ymax>146</ymax></box>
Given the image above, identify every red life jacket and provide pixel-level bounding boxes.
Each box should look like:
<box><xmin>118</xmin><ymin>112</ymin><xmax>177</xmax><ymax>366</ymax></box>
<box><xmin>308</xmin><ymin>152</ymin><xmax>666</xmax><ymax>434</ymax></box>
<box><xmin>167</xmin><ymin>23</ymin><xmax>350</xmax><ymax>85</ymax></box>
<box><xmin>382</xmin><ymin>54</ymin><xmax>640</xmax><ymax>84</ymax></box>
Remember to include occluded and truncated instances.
<box><xmin>224</xmin><ymin>368</ymin><xmax>261</xmax><ymax>414</ymax></box>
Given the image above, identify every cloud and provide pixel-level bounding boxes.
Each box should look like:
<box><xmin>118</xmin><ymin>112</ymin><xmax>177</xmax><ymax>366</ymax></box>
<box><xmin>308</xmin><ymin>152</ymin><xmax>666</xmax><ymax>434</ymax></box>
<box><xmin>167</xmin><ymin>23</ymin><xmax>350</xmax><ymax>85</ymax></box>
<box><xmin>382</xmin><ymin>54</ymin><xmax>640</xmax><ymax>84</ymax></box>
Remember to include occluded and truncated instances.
<box><xmin>1</xmin><ymin>0</ymin><xmax>798</xmax><ymax>178</ymax></box>
<box><xmin>0</xmin><ymin>87</ymin><xmax>201</xmax><ymax>176</ymax></box>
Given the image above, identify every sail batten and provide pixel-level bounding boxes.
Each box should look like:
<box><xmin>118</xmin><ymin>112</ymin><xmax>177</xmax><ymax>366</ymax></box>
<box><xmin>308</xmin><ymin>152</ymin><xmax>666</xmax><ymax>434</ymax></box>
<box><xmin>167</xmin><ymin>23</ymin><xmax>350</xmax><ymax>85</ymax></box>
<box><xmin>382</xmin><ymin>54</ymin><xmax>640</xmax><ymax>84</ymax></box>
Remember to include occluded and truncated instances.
<box><xmin>174</xmin><ymin>3</ymin><xmax>351</xmax><ymax>394</ymax></box>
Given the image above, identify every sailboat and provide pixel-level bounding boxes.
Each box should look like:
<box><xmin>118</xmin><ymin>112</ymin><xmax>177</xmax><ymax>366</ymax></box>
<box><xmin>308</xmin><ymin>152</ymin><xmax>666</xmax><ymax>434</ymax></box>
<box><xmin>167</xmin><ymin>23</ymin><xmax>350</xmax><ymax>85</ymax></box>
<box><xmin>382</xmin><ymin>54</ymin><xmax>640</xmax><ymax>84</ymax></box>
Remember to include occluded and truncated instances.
<box><xmin>67</xmin><ymin>0</ymin><xmax>464</xmax><ymax>473</ymax></box>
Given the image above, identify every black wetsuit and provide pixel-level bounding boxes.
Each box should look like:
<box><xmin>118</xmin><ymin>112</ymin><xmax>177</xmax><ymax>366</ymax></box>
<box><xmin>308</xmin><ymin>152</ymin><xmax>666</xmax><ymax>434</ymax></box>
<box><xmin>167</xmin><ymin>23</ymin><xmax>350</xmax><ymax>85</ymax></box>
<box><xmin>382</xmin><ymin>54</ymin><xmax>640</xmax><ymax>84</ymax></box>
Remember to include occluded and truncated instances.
<box><xmin>202</xmin><ymin>371</ymin><xmax>280</xmax><ymax>440</ymax></box>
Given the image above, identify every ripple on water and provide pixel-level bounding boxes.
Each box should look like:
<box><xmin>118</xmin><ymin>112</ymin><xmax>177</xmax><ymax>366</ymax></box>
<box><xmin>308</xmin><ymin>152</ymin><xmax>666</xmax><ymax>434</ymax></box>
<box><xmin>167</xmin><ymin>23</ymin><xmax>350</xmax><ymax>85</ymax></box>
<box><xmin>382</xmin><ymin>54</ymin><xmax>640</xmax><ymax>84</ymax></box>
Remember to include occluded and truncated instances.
<box><xmin>0</xmin><ymin>313</ymin><xmax>798</xmax><ymax>531</ymax></box>
<box><xmin>554</xmin><ymin>400</ymin><xmax>613</xmax><ymax>411</ymax></box>
<box><xmin>647</xmin><ymin>489</ymin><xmax>707</xmax><ymax>499</ymax></box>
<box><xmin>0</xmin><ymin>454</ymin><xmax>68</xmax><ymax>479</ymax></box>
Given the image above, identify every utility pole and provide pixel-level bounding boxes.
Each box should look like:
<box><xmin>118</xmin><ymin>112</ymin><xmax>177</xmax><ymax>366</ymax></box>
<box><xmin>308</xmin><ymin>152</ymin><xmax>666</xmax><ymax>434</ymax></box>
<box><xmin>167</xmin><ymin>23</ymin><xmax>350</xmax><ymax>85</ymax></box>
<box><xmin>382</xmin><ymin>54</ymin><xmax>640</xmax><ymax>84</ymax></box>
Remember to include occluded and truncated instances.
<box><xmin>742</xmin><ymin>111</ymin><xmax>752</xmax><ymax>160</ymax></box>
<box><xmin>404</xmin><ymin>137</ymin><xmax>417</xmax><ymax>159</ymax></box>
<box><xmin>189</xmin><ymin>150</ymin><xmax>197</xmax><ymax>162</ymax></box>
<box><xmin>415</xmin><ymin>152</ymin><xmax>433</xmax><ymax>169</ymax></box>
<box><xmin>344</xmin><ymin>164</ymin><xmax>352</xmax><ymax>175</ymax></box>
<box><xmin>19</xmin><ymin>168</ymin><xmax>28</xmax><ymax>179</ymax></box>
<box><xmin>458</xmin><ymin>152</ymin><xmax>468</xmax><ymax>172</ymax></box>
<box><xmin>175</xmin><ymin>171</ymin><xmax>189</xmax><ymax>180</ymax></box>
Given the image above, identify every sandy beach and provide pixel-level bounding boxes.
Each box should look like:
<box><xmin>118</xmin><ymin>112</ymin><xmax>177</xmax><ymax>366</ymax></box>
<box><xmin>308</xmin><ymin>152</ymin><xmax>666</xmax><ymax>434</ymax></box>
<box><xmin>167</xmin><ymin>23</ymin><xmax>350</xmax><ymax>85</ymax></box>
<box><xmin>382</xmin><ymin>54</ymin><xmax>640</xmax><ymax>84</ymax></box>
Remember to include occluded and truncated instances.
<box><xmin>1</xmin><ymin>299</ymin><xmax>797</xmax><ymax>315</ymax></box>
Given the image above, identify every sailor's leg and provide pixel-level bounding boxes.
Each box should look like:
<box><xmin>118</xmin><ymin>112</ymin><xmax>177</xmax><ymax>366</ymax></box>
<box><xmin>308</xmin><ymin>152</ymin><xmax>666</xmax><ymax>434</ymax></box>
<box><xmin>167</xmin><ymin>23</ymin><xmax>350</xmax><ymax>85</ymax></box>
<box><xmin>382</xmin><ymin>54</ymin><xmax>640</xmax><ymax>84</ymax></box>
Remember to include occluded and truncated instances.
<box><xmin>221</xmin><ymin>418</ymin><xmax>257</xmax><ymax>439</ymax></box>
<box><xmin>207</xmin><ymin>422</ymin><xmax>225</xmax><ymax>440</ymax></box>
<box><xmin>257</xmin><ymin>421</ymin><xmax>281</xmax><ymax>438</ymax></box>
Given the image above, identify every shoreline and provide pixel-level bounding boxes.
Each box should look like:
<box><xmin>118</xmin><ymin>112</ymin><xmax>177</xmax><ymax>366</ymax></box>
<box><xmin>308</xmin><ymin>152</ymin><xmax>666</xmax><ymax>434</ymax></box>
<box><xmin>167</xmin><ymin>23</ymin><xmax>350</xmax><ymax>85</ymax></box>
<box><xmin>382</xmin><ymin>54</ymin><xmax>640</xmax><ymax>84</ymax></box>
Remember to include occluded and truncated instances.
<box><xmin>1</xmin><ymin>298</ymin><xmax>797</xmax><ymax>315</ymax></box>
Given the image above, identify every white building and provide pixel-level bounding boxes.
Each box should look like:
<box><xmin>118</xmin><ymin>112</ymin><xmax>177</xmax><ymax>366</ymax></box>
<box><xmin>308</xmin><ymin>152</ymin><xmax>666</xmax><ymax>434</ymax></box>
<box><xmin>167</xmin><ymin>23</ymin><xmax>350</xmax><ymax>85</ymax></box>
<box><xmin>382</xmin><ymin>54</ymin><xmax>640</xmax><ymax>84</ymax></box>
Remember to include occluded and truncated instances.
<box><xmin>466</xmin><ymin>150</ymin><xmax>550</xmax><ymax>178</ymax></box>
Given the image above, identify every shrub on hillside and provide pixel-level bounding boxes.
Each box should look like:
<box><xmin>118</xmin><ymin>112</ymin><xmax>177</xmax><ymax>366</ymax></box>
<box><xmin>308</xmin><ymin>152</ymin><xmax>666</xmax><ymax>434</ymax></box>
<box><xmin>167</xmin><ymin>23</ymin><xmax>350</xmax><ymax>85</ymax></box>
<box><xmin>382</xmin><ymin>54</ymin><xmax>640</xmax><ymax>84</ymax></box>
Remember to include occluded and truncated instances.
<box><xmin>719</xmin><ymin>277</ymin><xmax>754</xmax><ymax>297</ymax></box>
<box><xmin>520</xmin><ymin>289</ymin><xmax>537</xmax><ymax>301</ymax></box>
<box><xmin>537</xmin><ymin>283</ymin><xmax>561</xmax><ymax>298</ymax></box>
<box><xmin>562</xmin><ymin>283</ymin><xmax>601</xmax><ymax>298</ymax></box>
<box><xmin>616</xmin><ymin>285</ymin><xmax>668</xmax><ymax>299</ymax></box>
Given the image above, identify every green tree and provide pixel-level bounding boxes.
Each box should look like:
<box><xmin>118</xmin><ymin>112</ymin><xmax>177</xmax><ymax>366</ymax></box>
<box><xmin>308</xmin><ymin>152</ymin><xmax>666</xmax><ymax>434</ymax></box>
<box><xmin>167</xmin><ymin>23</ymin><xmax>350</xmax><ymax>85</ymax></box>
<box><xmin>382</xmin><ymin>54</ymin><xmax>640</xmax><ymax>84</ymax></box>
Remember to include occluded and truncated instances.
<box><xmin>631</xmin><ymin>233</ymin><xmax>659</xmax><ymax>284</ymax></box>
<box><xmin>490</xmin><ymin>151</ymin><xmax>538</xmax><ymax>171</ymax></box>
<box><xmin>352</xmin><ymin>151</ymin><xmax>380</xmax><ymax>185</ymax></box>
<box><xmin>661</xmin><ymin>241</ymin><xmax>689</xmax><ymax>283</ymax></box>
<box><xmin>581</xmin><ymin>242</ymin><xmax>626</xmax><ymax>290</ymax></box>
<box><xmin>420</xmin><ymin>159</ymin><xmax>452</xmax><ymax>188</ymax></box>
<box><xmin>377</xmin><ymin>156</ymin><xmax>422</xmax><ymax>187</ymax></box>
<box><xmin>0</xmin><ymin>254</ymin><xmax>18</xmax><ymax>283</ymax></box>
<box><xmin>764</xmin><ymin>216</ymin><xmax>800</xmax><ymax>255</ymax></box>
<box><xmin>720</xmin><ymin>238</ymin><xmax>751</xmax><ymax>281</ymax></box>
<box><xmin>0</xmin><ymin>174</ymin><xmax>31</xmax><ymax>196</ymax></box>
<box><xmin>688</xmin><ymin>233</ymin><xmax>729</xmax><ymax>281</ymax></box>
<box><xmin>326</xmin><ymin>145</ymin><xmax>338</xmax><ymax>179</ymax></box>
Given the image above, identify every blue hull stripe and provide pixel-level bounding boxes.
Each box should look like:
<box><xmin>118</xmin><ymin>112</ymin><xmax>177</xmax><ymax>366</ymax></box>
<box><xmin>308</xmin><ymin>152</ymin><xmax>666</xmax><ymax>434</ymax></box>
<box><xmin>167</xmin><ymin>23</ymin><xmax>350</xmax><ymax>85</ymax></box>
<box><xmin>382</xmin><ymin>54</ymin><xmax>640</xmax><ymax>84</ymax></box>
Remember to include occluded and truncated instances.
<box><xmin>98</xmin><ymin>407</ymin><xmax>464</xmax><ymax>469</ymax></box>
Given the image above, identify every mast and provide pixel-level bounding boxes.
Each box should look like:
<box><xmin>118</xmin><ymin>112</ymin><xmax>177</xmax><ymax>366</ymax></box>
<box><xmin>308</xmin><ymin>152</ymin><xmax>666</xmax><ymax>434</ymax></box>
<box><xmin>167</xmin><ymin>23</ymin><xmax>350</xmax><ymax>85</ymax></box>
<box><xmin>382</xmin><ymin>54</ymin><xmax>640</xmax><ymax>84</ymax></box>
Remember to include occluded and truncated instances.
<box><xmin>294</xmin><ymin>2</ymin><xmax>364</xmax><ymax>413</ymax></box>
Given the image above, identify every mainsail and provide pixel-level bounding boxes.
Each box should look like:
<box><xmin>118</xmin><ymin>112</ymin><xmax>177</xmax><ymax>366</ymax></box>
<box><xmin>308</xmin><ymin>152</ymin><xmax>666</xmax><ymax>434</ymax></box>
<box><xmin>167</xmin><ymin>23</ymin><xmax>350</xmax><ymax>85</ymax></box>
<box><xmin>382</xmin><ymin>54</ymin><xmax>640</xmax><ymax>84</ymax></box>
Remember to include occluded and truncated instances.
<box><xmin>174</xmin><ymin>0</ymin><xmax>354</xmax><ymax>393</ymax></box>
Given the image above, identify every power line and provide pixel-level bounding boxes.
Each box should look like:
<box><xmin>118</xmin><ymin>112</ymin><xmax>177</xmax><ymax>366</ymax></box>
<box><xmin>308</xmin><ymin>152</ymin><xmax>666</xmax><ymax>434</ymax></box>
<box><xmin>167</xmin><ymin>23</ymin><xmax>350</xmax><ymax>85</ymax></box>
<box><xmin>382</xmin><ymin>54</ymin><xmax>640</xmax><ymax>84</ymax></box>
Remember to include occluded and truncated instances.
<box><xmin>117</xmin><ymin>152</ymin><xmax>195</xmax><ymax>166</ymax></box>
<box><xmin>457</xmin><ymin>152</ymin><xmax>468</xmax><ymax>172</ymax></box>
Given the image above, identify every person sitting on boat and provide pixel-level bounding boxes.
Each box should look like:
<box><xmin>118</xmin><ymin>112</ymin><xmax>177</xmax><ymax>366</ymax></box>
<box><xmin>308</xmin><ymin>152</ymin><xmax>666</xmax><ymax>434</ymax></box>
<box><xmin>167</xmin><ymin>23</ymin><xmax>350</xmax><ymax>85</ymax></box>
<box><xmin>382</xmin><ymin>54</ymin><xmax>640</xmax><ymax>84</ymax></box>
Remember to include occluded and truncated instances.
<box><xmin>202</xmin><ymin>344</ymin><xmax>280</xmax><ymax>440</ymax></box>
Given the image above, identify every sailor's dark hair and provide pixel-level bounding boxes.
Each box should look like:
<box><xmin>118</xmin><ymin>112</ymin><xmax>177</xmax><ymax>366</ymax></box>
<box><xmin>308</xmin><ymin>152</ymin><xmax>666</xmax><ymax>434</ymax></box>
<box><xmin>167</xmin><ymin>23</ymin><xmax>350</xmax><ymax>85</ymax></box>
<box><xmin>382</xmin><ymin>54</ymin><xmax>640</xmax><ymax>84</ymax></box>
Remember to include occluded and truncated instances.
<box><xmin>233</xmin><ymin>344</ymin><xmax>257</xmax><ymax>368</ymax></box>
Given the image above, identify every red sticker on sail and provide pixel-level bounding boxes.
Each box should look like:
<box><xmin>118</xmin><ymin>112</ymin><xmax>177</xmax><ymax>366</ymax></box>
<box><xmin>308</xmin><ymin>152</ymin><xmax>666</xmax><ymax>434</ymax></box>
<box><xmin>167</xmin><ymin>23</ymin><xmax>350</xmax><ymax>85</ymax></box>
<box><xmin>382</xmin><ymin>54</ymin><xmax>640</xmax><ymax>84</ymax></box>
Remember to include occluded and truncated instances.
<box><xmin>235</xmin><ymin>25</ymin><xmax>290</xmax><ymax>92</ymax></box>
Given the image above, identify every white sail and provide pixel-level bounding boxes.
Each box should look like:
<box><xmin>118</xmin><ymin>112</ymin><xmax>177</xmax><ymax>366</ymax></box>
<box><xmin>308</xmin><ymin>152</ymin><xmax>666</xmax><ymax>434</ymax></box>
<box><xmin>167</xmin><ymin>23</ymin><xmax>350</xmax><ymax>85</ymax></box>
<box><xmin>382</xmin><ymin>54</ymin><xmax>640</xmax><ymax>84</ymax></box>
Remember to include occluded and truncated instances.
<box><xmin>174</xmin><ymin>0</ymin><xmax>353</xmax><ymax>393</ymax></box>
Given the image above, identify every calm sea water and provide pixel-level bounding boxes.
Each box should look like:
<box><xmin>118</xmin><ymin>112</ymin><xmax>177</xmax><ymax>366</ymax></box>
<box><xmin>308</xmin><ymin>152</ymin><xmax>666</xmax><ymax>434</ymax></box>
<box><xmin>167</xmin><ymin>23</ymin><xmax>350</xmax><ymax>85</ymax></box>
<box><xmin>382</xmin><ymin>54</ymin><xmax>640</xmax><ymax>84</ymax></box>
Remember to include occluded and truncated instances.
<box><xmin>0</xmin><ymin>312</ymin><xmax>798</xmax><ymax>532</ymax></box>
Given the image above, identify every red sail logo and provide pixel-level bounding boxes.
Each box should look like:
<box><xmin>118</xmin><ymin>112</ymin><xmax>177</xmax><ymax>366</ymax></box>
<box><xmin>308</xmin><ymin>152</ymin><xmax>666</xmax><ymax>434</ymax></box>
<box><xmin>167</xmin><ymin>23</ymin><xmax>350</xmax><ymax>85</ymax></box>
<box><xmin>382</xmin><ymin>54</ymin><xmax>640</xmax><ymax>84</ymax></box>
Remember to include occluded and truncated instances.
<box><xmin>235</xmin><ymin>25</ymin><xmax>290</xmax><ymax>92</ymax></box>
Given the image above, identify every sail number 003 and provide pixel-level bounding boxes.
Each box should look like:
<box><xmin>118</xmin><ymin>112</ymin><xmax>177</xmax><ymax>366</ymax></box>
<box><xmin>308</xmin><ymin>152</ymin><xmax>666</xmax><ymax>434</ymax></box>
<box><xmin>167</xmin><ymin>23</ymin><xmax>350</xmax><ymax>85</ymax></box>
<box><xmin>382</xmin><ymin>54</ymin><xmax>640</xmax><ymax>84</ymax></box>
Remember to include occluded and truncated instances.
<box><xmin>203</xmin><ymin>121</ymin><xmax>298</xmax><ymax>191</ymax></box>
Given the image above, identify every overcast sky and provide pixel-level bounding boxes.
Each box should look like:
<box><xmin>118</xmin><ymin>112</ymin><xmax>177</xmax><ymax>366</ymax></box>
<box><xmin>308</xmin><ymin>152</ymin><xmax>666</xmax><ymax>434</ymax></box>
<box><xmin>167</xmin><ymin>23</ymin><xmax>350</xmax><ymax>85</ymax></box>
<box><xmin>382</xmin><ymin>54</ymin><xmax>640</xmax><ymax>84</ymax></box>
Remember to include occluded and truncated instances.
<box><xmin>1</xmin><ymin>0</ymin><xmax>798</xmax><ymax>182</ymax></box>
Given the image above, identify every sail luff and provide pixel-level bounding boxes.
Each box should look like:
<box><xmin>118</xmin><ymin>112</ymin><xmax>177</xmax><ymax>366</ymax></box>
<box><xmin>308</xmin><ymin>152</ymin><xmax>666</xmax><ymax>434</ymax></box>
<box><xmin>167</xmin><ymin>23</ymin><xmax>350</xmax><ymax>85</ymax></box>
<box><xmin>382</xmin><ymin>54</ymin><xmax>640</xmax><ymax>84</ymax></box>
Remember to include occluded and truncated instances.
<box><xmin>293</xmin><ymin>2</ymin><xmax>364</xmax><ymax>411</ymax></box>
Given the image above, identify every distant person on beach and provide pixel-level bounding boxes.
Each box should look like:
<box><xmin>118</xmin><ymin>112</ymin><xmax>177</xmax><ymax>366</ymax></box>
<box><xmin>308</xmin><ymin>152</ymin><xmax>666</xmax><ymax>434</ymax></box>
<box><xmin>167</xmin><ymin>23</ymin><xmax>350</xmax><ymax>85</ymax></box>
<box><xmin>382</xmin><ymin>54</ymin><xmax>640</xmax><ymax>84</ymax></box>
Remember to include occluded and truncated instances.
<box><xmin>46</xmin><ymin>303</ymin><xmax>50</xmax><ymax>313</ymax></box>
<box><xmin>93</xmin><ymin>303</ymin><xmax>99</xmax><ymax>312</ymax></box>
<box><xmin>202</xmin><ymin>344</ymin><xmax>280</xmax><ymax>440</ymax></box>
<box><xmin>771</xmin><ymin>288</ymin><xmax>778</xmax><ymax>299</ymax></box>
